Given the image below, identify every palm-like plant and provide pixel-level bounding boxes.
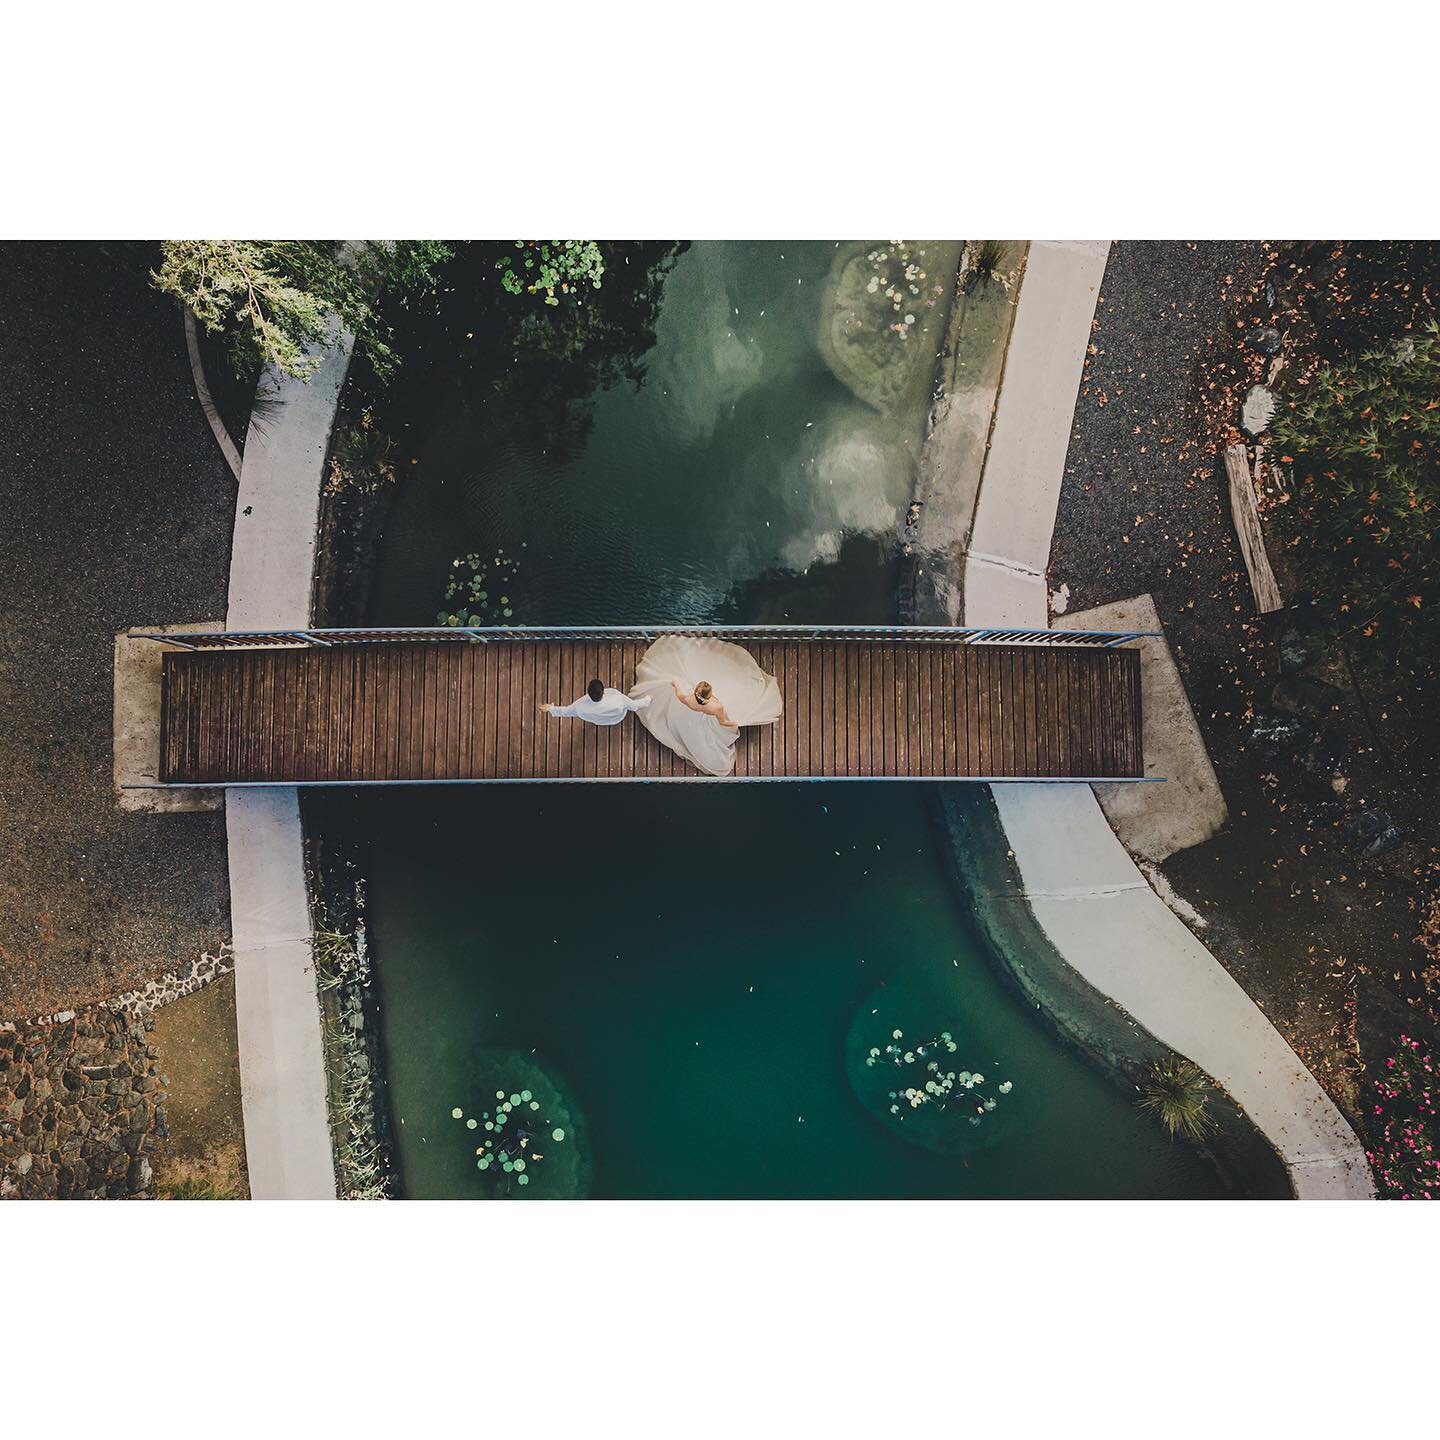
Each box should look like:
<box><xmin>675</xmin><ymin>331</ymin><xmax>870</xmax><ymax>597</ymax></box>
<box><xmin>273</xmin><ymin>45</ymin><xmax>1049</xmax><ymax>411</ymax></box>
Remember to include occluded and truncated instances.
<box><xmin>1138</xmin><ymin>1059</ymin><xmax>1217</xmax><ymax>1142</ymax></box>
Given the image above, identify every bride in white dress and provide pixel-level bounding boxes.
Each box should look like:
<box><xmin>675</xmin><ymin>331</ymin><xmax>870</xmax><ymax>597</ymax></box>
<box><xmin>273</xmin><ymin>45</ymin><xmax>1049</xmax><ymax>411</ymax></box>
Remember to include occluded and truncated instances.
<box><xmin>628</xmin><ymin>634</ymin><xmax>783</xmax><ymax>776</ymax></box>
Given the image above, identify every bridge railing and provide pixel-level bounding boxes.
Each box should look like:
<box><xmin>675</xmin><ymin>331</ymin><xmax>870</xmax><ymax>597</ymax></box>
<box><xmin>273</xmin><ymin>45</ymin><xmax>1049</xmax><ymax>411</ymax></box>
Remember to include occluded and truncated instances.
<box><xmin>133</xmin><ymin>623</ymin><xmax>1158</xmax><ymax>652</ymax></box>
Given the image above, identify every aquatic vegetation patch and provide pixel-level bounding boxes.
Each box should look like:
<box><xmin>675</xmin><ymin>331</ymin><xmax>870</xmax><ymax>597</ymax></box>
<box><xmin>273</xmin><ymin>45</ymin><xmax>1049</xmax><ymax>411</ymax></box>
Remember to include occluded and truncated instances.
<box><xmin>311</xmin><ymin>887</ymin><xmax>394</xmax><ymax>1200</ymax></box>
<box><xmin>437</xmin><ymin>544</ymin><xmax>525</xmax><ymax>626</ymax></box>
<box><xmin>856</xmin><ymin>1026</ymin><xmax>1015</xmax><ymax>1153</ymax></box>
<box><xmin>847</xmin><ymin>969</ymin><xmax>1016</xmax><ymax>1156</ymax></box>
<box><xmin>451</xmin><ymin>1048</ymin><xmax>591</xmax><ymax>1199</ymax></box>
<box><xmin>818</xmin><ymin>241</ymin><xmax>961</xmax><ymax>414</ymax></box>
<box><xmin>326</xmin><ymin>408</ymin><xmax>398</xmax><ymax>495</ymax></box>
<box><xmin>497</xmin><ymin>241</ymin><xmax>605</xmax><ymax>307</ymax></box>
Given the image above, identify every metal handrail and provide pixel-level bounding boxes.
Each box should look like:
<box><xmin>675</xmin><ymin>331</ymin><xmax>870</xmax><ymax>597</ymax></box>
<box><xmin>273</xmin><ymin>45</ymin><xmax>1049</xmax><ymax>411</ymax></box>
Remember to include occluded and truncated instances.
<box><xmin>133</xmin><ymin>623</ymin><xmax>1159</xmax><ymax>651</ymax></box>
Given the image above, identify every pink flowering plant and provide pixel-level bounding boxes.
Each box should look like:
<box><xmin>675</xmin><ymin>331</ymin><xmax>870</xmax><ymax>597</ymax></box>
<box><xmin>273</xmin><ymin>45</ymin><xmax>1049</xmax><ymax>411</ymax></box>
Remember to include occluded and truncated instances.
<box><xmin>1366</xmin><ymin>1034</ymin><xmax>1439</xmax><ymax>1199</ymax></box>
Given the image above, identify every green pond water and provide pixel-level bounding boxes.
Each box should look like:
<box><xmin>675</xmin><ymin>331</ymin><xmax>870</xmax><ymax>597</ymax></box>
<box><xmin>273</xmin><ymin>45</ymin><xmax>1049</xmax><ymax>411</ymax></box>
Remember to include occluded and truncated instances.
<box><xmin>325</xmin><ymin>241</ymin><xmax>1238</xmax><ymax>1198</ymax></box>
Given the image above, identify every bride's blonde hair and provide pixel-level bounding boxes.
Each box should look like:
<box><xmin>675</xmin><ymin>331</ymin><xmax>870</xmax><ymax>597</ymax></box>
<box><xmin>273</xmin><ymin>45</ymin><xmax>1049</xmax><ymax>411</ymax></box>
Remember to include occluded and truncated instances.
<box><xmin>693</xmin><ymin>681</ymin><xmax>713</xmax><ymax>705</ymax></box>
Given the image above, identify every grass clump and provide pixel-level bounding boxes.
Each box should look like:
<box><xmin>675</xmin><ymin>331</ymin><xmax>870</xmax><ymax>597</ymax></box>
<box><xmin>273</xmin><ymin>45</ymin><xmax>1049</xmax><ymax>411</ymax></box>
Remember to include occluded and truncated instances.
<box><xmin>963</xmin><ymin>240</ymin><xmax>1012</xmax><ymax>293</ymax></box>
<box><xmin>155</xmin><ymin>1143</ymin><xmax>246</xmax><ymax>1200</ymax></box>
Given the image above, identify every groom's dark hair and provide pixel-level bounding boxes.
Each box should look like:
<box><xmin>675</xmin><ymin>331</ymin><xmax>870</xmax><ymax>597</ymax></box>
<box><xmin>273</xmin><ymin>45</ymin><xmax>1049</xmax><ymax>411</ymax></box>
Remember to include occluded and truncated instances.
<box><xmin>587</xmin><ymin>678</ymin><xmax>605</xmax><ymax>703</ymax></box>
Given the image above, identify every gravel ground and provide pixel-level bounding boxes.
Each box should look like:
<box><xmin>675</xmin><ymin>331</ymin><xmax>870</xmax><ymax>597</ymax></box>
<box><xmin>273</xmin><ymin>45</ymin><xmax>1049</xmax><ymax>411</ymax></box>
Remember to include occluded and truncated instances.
<box><xmin>1049</xmin><ymin>240</ymin><xmax>1438</xmax><ymax>1127</ymax></box>
<box><xmin>0</xmin><ymin>243</ymin><xmax>234</xmax><ymax>1016</ymax></box>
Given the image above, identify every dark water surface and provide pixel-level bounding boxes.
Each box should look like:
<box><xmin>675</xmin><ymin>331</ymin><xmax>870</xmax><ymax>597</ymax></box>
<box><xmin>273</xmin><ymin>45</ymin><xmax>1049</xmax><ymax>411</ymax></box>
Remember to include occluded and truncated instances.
<box><xmin>333</xmin><ymin>241</ymin><xmax>1236</xmax><ymax>1198</ymax></box>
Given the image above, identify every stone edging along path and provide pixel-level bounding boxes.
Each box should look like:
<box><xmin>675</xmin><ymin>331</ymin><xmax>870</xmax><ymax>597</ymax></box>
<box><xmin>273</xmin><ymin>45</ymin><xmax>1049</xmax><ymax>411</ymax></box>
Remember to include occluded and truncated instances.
<box><xmin>226</xmin><ymin>313</ymin><xmax>355</xmax><ymax>1201</ymax></box>
<box><xmin>960</xmin><ymin>240</ymin><xmax>1373</xmax><ymax>1199</ymax></box>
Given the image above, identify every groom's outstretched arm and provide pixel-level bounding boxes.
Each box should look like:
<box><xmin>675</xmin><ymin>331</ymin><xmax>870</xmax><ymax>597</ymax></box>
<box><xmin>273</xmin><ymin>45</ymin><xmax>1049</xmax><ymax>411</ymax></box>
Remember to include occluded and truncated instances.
<box><xmin>624</xmin><ymin>694</ymin><xmax>652</xmax><ymax>711</ymax></box>
<box><xmin>539</xmin><ymin>701</ymin><xmax>580</xmax><ymax>718</ymax></box>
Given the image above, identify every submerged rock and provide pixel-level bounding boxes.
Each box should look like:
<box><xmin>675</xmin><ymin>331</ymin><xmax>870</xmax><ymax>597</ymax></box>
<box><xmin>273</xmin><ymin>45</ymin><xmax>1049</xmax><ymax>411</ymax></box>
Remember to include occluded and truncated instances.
<box><xmin>1270</xmin><ymin>675</ymin><xmax>1346</xmax><ymax>720</ymax></box>
<box><xmin>1277</xmin><ymin>622</ymin><xmax>1321</xmax><ymax>675</ymax></box>
<box><xmin>1246</xmin><ymin>710</ymin><xmax>1312</xmax><ymax>762</ymax></box>
<box><xmin>1245</xmin><ymin>326</ymin><xmax>1283</xmax><ymax>356</ymax></box>
<box><xmin>1242</xmin><ymin>384</ymin><xmax>1277</xmax><ymax>437</ymax></box>
<box><xmin>1299</xmin><ymin>732</ymin><xmax>1346</xmax><ymax>786</ymax></box>
<box><xmin>1305</xmin><ymin>798</ymin><xmax>1346</xmax><ymax>829</ymax></box>
<box><xmin>1344</xmin><ymin>809</ymin><xmax>1406</xmax><ymax>857</ymax></box>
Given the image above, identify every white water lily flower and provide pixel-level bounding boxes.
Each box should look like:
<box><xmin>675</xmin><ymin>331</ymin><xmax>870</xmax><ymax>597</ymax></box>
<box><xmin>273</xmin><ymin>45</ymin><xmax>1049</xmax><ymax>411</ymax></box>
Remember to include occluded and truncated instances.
<box><xmin>998</xmin><ymin>1080</ymin><xmax>1013</xmax><ymax>1095</ymax></box>
<box><xmin>451</xmin><ymin>1108</ymin><xmax>463</xmax><ymax>1119</ymax></box>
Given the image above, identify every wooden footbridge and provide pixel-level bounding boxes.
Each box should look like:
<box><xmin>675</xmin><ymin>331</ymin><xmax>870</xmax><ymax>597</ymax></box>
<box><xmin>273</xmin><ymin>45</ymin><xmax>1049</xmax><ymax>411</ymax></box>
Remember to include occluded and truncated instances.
<box><xmin>136</xmin><ymin>625</ymin><xmax>1153</xmax><ymax>786</ymax></box>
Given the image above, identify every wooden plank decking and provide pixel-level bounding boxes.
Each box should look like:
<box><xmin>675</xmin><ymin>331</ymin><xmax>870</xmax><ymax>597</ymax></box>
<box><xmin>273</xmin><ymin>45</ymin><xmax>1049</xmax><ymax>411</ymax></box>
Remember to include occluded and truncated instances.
<box><xmin>158</xmin><ymin>634</ymin><xmax>1144</xmax><ymax>784</ymax></box>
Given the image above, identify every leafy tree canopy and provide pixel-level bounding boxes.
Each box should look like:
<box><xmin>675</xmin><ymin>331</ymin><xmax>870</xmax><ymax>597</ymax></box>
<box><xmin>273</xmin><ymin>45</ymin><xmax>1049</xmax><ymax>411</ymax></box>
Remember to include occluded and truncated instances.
<box><xmin>152</xmin><ymin>239</ymin><xmax>452</xmax><ymax>382</ymax></box>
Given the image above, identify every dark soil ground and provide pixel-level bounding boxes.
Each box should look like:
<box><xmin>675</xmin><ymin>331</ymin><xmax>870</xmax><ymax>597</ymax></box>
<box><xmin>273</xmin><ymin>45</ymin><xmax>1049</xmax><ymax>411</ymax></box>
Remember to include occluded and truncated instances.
<box><xmin>1049</xmin><ymin>240</ymin><xmax>1440</xmax><ymax>1136</ymax></box>
<box><xmin>0</xmin><ymin>242</ymin><xmax>233</xmax><ymax>1015</ymax></box>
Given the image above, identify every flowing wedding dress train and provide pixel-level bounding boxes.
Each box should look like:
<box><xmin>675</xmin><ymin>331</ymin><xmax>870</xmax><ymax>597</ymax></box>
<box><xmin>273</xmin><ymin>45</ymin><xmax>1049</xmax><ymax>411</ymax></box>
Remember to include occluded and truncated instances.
<box><xmin>629</xmin><ymin>635</ymin><xmax>782</xmax><ymax>776</ymax></box>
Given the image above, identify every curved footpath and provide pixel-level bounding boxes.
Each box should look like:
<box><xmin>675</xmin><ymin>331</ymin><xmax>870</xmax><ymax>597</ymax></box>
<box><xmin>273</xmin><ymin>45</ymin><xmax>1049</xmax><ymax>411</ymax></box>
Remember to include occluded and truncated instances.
<box><xmin>226</xmin><ymin>316</ymin><xmax>355</xmax><ymax>1200</ymax></box>
<box><xmin>961</xmin><ymin>241</ymin><xmax>1372</xmax><ymax>1199</ymax></box>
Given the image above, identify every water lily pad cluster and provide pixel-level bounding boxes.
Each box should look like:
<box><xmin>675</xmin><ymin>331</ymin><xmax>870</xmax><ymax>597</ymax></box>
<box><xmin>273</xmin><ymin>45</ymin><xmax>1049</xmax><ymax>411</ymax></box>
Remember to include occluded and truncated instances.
<box><xmin>861</xmin><ymin>244</ymin><xmax>936</xmax><ymax>341</ymax></box>
<box><xmin>451</xmin><ymin>1087</ymin><xmax>567</xmax><ymax>1191</ymax></box>
<box><xmin>819</xmin><ymin>241</ymin><xmax>961</xmax><ymax>415</ymax></box>
<box><xmin>866</xmin><ymin>1028</ymin><xmax>1014</xmax><ymax>1130</ymax></box>
<box><xmin>496</xmin><ymin>241</ymin><xmax>605</xmax><ymax>307</ymax></box>
<box><xmin>438</xmin><ymin>544</ymin><xmax>524</xmax><ymax>627</ymax></box>
<box><xmin>450</xmin><ymin>1048</ymin><xmax>592</xmax><ymax>1199</ymax></box>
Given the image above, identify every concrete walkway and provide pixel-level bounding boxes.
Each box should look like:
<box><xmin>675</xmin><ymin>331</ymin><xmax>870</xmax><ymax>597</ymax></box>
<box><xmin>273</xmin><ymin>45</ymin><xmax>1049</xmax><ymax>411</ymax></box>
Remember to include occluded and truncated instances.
<box><xmin>964</xmin><ymin>242</ymin><xmax>1373</xmax><ymax>1199</ymax></box>
<box><xmin>227</xmin><ymin>315</ymin><xmax>355</xmax><ymax>1200</ymax></box>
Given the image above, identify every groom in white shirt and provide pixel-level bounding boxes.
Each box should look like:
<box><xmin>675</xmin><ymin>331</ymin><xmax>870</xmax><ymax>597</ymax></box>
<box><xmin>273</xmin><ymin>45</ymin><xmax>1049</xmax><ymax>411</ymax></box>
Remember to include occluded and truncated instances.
<box><xmin>539</xmin><ymin>676</ymin><xmax>651</xmax><ymax>727</ymax></box>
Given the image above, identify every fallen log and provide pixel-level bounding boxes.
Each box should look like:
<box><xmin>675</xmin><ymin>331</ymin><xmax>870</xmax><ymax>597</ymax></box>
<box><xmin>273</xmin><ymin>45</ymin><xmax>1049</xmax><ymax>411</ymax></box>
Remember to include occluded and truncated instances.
<box><xmin>1225</xmin><ymin>442</ymin><xmax>1284</xmax><ymax>614</ymax></box>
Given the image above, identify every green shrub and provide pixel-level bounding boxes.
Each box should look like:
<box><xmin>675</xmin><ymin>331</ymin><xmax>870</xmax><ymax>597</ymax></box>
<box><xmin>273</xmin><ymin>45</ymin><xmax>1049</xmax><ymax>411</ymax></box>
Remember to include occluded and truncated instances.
<box><xmin>1270</xmin><ymin>321</ymin><xmax>1439</xmax><ymax>661</ymax></box>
